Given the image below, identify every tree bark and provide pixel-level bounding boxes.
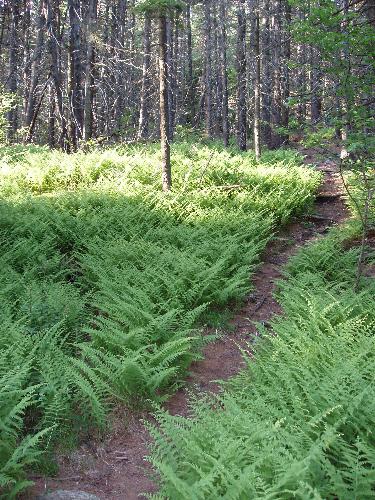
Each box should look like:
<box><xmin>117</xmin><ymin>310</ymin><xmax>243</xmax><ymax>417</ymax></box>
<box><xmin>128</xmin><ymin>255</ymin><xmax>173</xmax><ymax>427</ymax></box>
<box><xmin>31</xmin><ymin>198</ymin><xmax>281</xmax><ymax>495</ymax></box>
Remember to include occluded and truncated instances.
<box><xmin>138</xmin><ymin>14</ymin><xmax>152</xmax><ymax>140</ymax></box>
<box><xmin>260</xmin><ymin>0</ymin><xmax>272</xmax><ymax>147</ymax></box>
<box><xmin>166</xmin><ymin>16</ymin><xmax>174</xmax><ymax>141</ymax></box>
<box><xmin>24</xmin><ymin>0</ymin><xmax>46</xmax><ymax>131</ymax></box>
<box><xmin>7</xmin><ymin>0</ymin><xmax>18</xmax><ymax>141</ymax></box>
<box><xmin>46</xmin><ymin>0</ymin><xmax>69</xmax><ymax>151</ymax></box>
<box><xmin>280</xmin><ymin>1</ymin><xmax>291</xmax><ymax>144</ymax></box>
<box><xmin>68</xmin><ymin>0</ymin><xmax>83</xmax><ymax>149</ymax></box>
<box><xmin>185</xmin><ymin>0</ymin><xmax>194</xmax><ymax>124</ymax></box>
<box><xmin>204</xmin><ymin>0</ymin><xmax>213</xmax><ymax>137</ymax></box>
<box><xmin>48</xmin><ymin>84</ymin><xmax>56</xmax><ymax>148</ymax></box>
<box><xmin>236</xmin><ymin>0</ymin><xmax>247</xmax><ymax>151</ymax></box>
<box><xmin>218</xmin><ymin>0</ymin><xmax>229</xmax><ymax>146</ymax></box>
<box><xmin>159</xmin><ymin>14</ymin><xmax>171</xmax><ymax>192</ymax></box>
<box><xmin>253</xmin><ymin>6</ymin><xmax>261</xmax><ymax>160</ymax></box>
<box><xmin>310</xmin><ymin>46</ymin><xmax>322</xmax><ymax>124</ymax></box>
<box><xmin>83</xmin><ymin>0</ymin><xmax>98</xmax><ymax>141</ymax></box>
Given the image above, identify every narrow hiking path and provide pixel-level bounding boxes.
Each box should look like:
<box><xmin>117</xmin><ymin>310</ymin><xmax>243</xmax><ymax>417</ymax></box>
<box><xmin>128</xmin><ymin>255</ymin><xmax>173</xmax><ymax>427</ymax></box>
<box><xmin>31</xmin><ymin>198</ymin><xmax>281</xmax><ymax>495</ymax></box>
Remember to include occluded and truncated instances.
<box><xmin>29</xmin><ymin>157</ymin><xmax>348</xmax><ymax>500</ymax></box>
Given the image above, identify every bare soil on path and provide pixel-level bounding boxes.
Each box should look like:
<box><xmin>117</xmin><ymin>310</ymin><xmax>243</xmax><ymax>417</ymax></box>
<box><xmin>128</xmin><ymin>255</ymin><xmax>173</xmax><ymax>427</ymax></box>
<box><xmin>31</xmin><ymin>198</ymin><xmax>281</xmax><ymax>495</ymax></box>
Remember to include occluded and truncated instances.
<box><xmin>27</xmin><ymin>158</ymin><xmax>348</xmax><ymax>500</ymax></box>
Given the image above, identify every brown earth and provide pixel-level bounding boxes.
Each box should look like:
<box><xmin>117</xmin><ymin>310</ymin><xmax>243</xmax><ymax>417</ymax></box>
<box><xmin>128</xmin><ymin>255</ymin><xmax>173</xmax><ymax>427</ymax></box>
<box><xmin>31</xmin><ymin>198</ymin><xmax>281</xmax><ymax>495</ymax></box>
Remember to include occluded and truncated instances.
<box><xmin>26</xmin><ymin>157</ymin><xmax>348</xmax><ymax>500</ymax></box>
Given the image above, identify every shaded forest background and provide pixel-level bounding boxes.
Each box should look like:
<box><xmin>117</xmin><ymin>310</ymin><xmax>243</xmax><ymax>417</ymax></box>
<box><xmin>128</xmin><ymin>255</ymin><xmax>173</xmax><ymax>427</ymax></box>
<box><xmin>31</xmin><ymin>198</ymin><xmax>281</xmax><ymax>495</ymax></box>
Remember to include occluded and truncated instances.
<box><xmin>1</xmin><ymin>0</ymin><xmax>374</xmax><ymax>153</ymax></box>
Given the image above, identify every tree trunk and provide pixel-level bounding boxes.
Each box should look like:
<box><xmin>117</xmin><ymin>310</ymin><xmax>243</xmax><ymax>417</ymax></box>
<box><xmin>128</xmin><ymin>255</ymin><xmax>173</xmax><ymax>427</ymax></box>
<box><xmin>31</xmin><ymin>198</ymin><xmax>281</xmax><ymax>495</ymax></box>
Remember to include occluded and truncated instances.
<box><xmin>114</xmin><ymin>0</ymin><xmax>127</xmax><ymax>133</ymax></box>
<box><xmin>340</xmin><ymin>0</ymin><xmax>352</xmax><ymax>141</ymax></box>
<box><xmin>166</xmin><ymin>16</ymin><xmax>174</xmax><ymax>141</ymax></box>
<box><xmin>280</xmin><ymin>1</ymin><xmax>291</xmax><ymax>144</ymax></box>
<box><xmin>260</xmin><ymin>0</ymin><xmax>272</xmax><ymax>147</ymax></box>
<box><xmin>0</xmin><ymin>3</ymin><xmax>7</xmax><ymax>58</ymax></box>
<box><xmin>48</xmin><ymin>84</ymin><xmax>56</xmax><ymax>148</ymax></box>
<box><xmin>236</xmin><ymin>0</ymin><xmax>247</xmax><ymax>151</ymax></box>
<box><xmin>138</xmin><ymin>14</ymin><xmax>152</xmax><ymax>139</ymax></box>
<box><xmin>24</xmin><ymin>0</ymin><xmax>46</xmax><ymax>131</ymax></box>
<box><xmin>7</xmin><ymin>0</ymin><xmax>18</xmax><ymax>141</ymax></box>
<box><xmin>185</xmin><ymin>0</ymin><xmax>194</xmax><ymax>124</ymax></box>
<box><xmin>83</xmin><ymin>0</ymin><xmax>98</xmax><ymax>141</ymax></box>
<box><xmin>310</xmin><ymin>46</ymin><xmax>322</xmax><ymax>124</ymax></box>
<box><xmin>253</xmin><ymin>6</ymin><xmax>261</xmax><ymax>160</ymax></box>
<box><xmin>46</xmin><ymin>0</ymin><xmax>69</xmax><ymax>151</ymax></box>
<box><xmin>204</xmin><ymin>0</ymin><xmax>213</xmax><ymax>137</ymax></box>
<box><xmin>218</xmin><ymin>0</ymin><xmax>229</xmax><ymax>146</ymax></box>
<box><xmin>68</xmin><ymin>0</ymin><xmax>83</xmax><ymax>149</ymax></box>
<box><xmin>159</xmin><ymin>14</ymin><xmax>171</xmax><ymax>192</ymax></box>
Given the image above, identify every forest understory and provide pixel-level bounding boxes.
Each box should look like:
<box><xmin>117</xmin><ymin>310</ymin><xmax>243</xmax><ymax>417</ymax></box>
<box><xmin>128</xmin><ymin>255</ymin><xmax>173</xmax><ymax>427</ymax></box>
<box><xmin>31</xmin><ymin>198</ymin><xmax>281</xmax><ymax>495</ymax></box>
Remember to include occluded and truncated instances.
<box><xmin>20</xmin><ymin>148</ymin><xmax>374</xmax><ymax>500</ymax></box>
<box><xmin>1</xmin><ymin>0</ymin><xmax>374</xmax><ymax>498</ymax></box>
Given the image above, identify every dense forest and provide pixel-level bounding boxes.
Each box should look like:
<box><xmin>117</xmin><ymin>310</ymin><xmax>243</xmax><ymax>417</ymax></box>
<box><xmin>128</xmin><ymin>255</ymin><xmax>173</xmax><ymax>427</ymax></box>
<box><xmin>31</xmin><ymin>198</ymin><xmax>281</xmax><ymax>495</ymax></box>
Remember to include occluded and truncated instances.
<box><xmin>1</xmin><ymin>1</ymin><xmax>374</xmax><ymax>157</ymax></box>
<box><xmin>0</xmin><ymin>0</ymin><xmax>374</xmax><ymax>498</ymax></box>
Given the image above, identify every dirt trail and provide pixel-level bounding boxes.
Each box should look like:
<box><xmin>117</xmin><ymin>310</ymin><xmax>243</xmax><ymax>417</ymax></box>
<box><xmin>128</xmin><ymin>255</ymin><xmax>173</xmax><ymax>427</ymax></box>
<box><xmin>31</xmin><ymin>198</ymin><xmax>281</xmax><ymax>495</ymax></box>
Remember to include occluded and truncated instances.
<box><xmin>29</xmin><ymin>158</ymin><xmax>348</xmax><ymax>500</ymax></box>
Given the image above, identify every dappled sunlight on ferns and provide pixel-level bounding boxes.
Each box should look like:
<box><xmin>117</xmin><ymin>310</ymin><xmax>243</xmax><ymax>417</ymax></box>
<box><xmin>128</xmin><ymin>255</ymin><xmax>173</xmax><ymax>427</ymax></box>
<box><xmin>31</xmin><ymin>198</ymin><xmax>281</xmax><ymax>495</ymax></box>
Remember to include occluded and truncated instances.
<box><xmin>0</xmin><ymin>143</ymin><xmax>320</xmax><ymax>495</ymax></box>
<box><xmin>148</xmin><ymin>230</ymin><xmax>375</xmax><ymax>499</ymax></box>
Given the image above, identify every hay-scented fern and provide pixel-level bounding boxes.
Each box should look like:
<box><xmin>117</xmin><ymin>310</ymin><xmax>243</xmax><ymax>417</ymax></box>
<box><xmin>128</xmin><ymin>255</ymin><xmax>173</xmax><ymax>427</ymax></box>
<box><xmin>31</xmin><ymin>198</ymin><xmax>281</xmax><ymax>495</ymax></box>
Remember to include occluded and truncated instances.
<box><xmin>0</xmin><ymin>141</ymin><xmax>320</xmax><ymax>496</ymax></box>
<box><xmin>147</xmin><ymin>228</ymin><xmax>375</xmax><ymax>499</ymax></box>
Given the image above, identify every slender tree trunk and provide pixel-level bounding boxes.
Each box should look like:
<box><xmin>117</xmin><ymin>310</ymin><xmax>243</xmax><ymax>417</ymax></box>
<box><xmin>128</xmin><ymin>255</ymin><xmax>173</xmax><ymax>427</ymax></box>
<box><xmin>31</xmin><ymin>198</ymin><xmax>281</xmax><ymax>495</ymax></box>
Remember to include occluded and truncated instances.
<box><xmin>236</xmin><ymin>0</ymin><xmax>247</xmax><ymax>151</ymax></box>
<box><xmin>280</xmin><ymin>1</ymin><xmax>291</xmax><ymax>144</ymax></box>
<box><xmin>114</xmin><ymin>0</ymin><xmax>127</xmax><ymax>133</ymax></box>
<box><xmin>296</xmin><ymin>7</ymin><xmax>307</xmax><ymax>124</ymax></box>
<box><xmin>260</xmin><ymin>0</ymin><xmax>272</xmax><ymax>147</ymax></box>
<box><xmin>166</xmin><ymin>16</ymin><xmax>174</xmax><ymax>141</ymax></box>
<box><xmin>340</xmin><ymin>0</ymin><xmax>352</xmax><ymax>142</ymax></box>
<box><xmin>138</xmin><ymin>14</ymin><xmax>152</xmax><ymax>139</ymax></box>
<box><xmin>24</xmin><ymin>0</ymin><xmax>46</xmax><ymax>131</ymax></box>
<box><xmin>46</xmin><ymin>0</ymin><xmax>69</xmax><ymax>151</ymax></box>
<box><xmin>48</xmin><ymin>84</ymin><xmax>56</xmax><ymax>148</ymax></box>
<box><xmin>172</xmin><ymin>12</ymin><xmax>180</xmax><ymax>130</ymax></box>
<box><xmin>159</xmin><ymin>14</ymin><xmax>171</xmax><ymax>192</ymax></box>
<box><xmin>272</xmin><ymin>0</ymin><xmax>282</xmax><ymax>148</ymax></box>
<box><xmin>218</xmin><ymin>0</ymin><xmax>229</xmax><ymax>146</ymax></box>
<box><xmin>83</xmin><ymin>0</ymin><xmax>98</xmax><ymax>141</ymax></box>
<box><xmin>310</xmin><ymin>46</ymin><xmax>322</xmax><ymax>124</ymax></box>
<box><xmin>68</xmin><ymin>0</ymin><xmax>83</xmax><ymax>149</ymax></box>
<box><xmin>204</xmin><ymin>0</ymin><xmax>213</xmax><ymax>137</ymax></box>
<box><xmin>0</xmin><ymin>4</ymin><xmax>6</xmax><ymax>58</ymax></box>
<box><xmin>185</xmin><ymin>0</ymin><xmax>194</xmax><ymax>124</ymax></box>
<box><xmin>25</xmin><ymin>77</ymin><xmax>50</xmax><ymax>143</ymax></box>
<box><xmin>253</xmin><ymin>6</ymin><xmax>261</xmax><ymax>159</ymax></box>
<box><xmin>22</xmin><ymin>1</ymin><xmax>32</xmax><ymax>125</ymax></box>
<box><xmin>7</xmin><ymin>0</ymin><xmax>18</xmax><ymax>141</ymax></box>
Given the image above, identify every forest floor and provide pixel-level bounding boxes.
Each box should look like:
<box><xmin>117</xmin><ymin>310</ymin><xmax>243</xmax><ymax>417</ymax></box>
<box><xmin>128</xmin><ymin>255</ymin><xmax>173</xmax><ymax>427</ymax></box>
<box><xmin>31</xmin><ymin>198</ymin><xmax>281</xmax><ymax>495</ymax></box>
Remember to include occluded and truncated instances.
<box><xmin>28</xmin><ymin>152</ymin><xmax>348</xmax><ymax>500</ymax></box>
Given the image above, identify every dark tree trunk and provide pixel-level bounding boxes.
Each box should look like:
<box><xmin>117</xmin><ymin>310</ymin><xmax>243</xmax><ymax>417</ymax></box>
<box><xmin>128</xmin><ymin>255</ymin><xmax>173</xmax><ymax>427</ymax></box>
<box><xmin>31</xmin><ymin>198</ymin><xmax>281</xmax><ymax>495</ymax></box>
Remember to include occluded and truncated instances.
<box><xmin>83</xmin><ymin>0</ymin><xmax>98</xmax><ymax>141</ymax></box>
<box><xmin>218</xmin><ymin>0</ymin><xmax>229</xmax><ymax>146</ymax></box>
<box><xmin>7</xmin><ymin>0</ymin><xmax>19</xmax><ymax>141</ymax></box>
<box><xmin>166</xmin><ymin>16</ymin><xmax>174</xmax><ymax>141</ymax></box>
<box><xmin>260</xmin><ymin>0</ymin><xmax>272</xmax><ymax>147</ymax></box>
<box><xmin>0</xmin><ymin>3</ymin><xmax>7</xmax><ymax>58</ymax></box>
<box><xmin>48</xmin><ymin>84</ymin><xmax>56</xmax><ymax>148</ymax></box>
<box><xmin>340</xmin><ymin>0</ymin><xmax>352</xmax><ymax>141</ymax></box>
<box><xmin>68</xmin><ymin>0</ymin><xmax>83</xmax><ymax>149</ymax></box>
<box><xmin>253</xmin><ymin>6</ymin><xmax>261</xmax><ymax>159</ymax></box>
<box><xmin>138</xmin><ymin>14</ymin><xmax>152</xmax><ymax>139</ymax></box>
<box><xmin>46</xmin><ymin>0</ymin><xmax>69</xmax><ymax>151</ymax></box>
<box><xmin>158</xmin><ymin>14</ymin><xmax>171</xmax><ymax>192</ymax></box>
<box><xmin>24</xmin><ymin>0</ymin><xmax>46</xmax><ymax>131</ymax></box>
<box><xmin>236</xmin><ymin>0</ymin><xmax>247</xmax><ymax>151</ymax></box>
<box><xmin>204</xmin><ymin>0</ymin><xmax>213</xmax><ymax>137</ymax></box>
<box><xmin>272</xmin><ymin>0</ymin><xmax>290</xmax><ymax>147</ymax></box>
<box><xmin>280</xmin><ymin>1</ymin><xmax>291</xmax><ymax>144</ymax></box>
<box><xmin>310</xmin><ymin>46</ymin><xmax>322</xmax><ymax>124</ymax></box>
<box><xmin>185</xmin><ymin>0</ymin><xmax>194</xmax><ymax>124</ymax></box>
<box><xmin>114</xmin><ymin>0</ymin><xmax>127</xmax><ymax>133</ymax></box>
